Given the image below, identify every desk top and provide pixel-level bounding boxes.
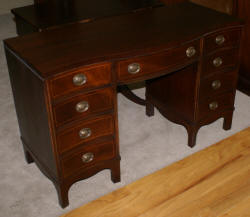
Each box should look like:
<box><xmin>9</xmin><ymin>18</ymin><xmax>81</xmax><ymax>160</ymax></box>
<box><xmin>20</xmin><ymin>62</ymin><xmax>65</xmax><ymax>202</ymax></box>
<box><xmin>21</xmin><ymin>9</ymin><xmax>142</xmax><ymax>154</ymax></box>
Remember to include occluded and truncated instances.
<box><xmin>5</xmin><ymin>2</ymin><xmax>242</xmax><ymax>78</ymax></box>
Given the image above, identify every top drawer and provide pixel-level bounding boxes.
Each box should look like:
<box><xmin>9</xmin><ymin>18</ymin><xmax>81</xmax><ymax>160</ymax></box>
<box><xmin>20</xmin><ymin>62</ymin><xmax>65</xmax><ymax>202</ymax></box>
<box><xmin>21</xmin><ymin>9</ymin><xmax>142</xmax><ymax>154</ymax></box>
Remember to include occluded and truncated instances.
<box><xmin>117</xmin><ymin>40</ymin><xmax>200</xmax><ymax>83</ymax></box>
<box><xmin>204</xmin><ymin>28</ymin><xmax>241</xmax><ymax>53</ymax></box>
<box><xmin>50</xmin><ymin>63</ymin><xmax>112</xmax><ymax>99</ymax></box>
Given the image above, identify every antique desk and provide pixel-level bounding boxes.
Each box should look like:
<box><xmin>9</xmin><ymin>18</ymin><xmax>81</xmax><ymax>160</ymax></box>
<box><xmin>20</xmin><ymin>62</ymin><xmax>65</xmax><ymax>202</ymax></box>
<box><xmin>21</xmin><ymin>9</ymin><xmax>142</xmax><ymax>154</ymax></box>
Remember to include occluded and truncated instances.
<box><xmin>4</xmin><ymin>2</ymin><xmax>243</xmax><ymax>208</ymax></box>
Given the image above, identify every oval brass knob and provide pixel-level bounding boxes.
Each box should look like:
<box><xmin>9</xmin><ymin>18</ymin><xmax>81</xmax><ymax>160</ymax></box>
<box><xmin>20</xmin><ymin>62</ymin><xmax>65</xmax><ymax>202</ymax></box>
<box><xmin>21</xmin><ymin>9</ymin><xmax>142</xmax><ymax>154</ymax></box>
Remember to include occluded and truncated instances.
<box><xmin>209</xmin><ymin>101</ymin><xmax>219</xmax><ymax>111</ymax></box>
<box><xmin>215</xmin><ymin>35</ymin><xmax>225</xmax><ymax>45</ymax></box>
<box><xmin>211</xmin><ymin>80</ymin><xmax>221</xmax><ymax>90</ymax></box>
<box><xmin>79</xmin><ymin>128</ymin><xmax>92</xmax><ymax>139</ymax></box>
<box><xmin>128</xmin><ymin>63</ymin><xmax>141</xmax><ymax>74</ymax></box>
<box><xmin>73</xmin><ymin>74</ymin><xmax>87</xmax><ymax>86</ymax></box>
<box><xmin>186</xmin><ymin>46</ymin><xmax>196</xmax><ymax>58</ymax></box>
<box><xmin>82</xmin><ymin>152</ymin><xmax>94</xmax><ymax>163</ymax></box>
<box><xmin>213</xmin><ymin>57</ymin><xmax>223</xmax><ymax>67</ymax></box>
<box><xmin>75</xmin><ymin>101</ymin><xmax>89</xmax><ymax>113</ymax></box>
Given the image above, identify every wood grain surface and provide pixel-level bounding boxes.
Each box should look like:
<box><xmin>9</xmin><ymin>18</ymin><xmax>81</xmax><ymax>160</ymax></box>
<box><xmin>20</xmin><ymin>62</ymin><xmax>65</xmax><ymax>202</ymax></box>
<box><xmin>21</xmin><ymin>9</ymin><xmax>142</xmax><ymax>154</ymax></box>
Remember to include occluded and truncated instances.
<box><xmin>4</xmin><ymin>2</ymin><xmax>241</xmax><ymax>78</ymax></box>
<box><xmin>61</xmin><ymin>127</ymin><xmax>250</xmax><ymax>217</ymax></box>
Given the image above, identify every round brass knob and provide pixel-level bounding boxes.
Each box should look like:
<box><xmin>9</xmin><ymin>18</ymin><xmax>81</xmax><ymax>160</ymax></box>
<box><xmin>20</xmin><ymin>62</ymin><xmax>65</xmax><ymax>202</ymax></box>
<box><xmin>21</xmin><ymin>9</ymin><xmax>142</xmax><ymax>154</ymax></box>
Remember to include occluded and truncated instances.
<box><xmin>128</xmin><ymin>63</ymin><xmax>141</xmax><ymax>74</ymax></box>
<box><xmin>211</xmin><ymin>80</ymin><xmax>221</xmax><ymax>90</ymax></box>
<box><xmin>79</xmin><ymin>128</ymin><xmax>92</xmax><ymax>139</ymax></box>
<box><xmin>73</xmin><ymin>74</ymin><xmax>87</xmax><ymax>86</ymax></box>
<box><xmin>82</xmin><ymin>152</ymin><xmax>94</xmax><ymax>163</ymax></box>
<box><xmin>186</xmin><ymin>46</ymin><xmax>196</xmax><ymax>58</ymax></box>
<box><xmin>215</xmin><ymin>35</ymin><xmax>225</xmax><ymax>45</ymax></box>
<box><xmin>213</xmin><ymin>57</ymin><xmax>223</xmax><ymax>67</ymax></box>
<box><xmin>75</xmin><ymin>101</ymin><xmax>89</xmax><ymax>113</ymax></box>
<box><xmin>209</xmin><ymin>101</ymin><xmax>219</xmax><ymax>111</ymax></box>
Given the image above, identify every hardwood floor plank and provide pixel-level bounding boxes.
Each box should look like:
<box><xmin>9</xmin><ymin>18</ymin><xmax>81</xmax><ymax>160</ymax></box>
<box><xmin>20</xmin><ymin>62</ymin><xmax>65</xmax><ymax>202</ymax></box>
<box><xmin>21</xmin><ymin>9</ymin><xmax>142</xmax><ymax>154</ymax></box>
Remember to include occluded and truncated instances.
<box><xmin>138</xmin><ymin>154</ymin><xmax>250</xmax><ymax>217</ymax></box>
<box><xmin>219</xmin><ymin>196</ymin><xmax>250</xmax><ymax>217</ymax></box>
<box><xmin>61</xmin><ymin>127</ymin><xmax>250</xmax><ymax>217</ymax></box>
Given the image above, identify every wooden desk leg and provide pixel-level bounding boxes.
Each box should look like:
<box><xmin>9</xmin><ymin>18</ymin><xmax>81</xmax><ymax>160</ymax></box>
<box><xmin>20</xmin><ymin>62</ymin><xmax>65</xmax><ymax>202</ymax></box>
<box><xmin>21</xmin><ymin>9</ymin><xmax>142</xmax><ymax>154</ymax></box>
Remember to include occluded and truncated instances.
<box><xmin>111</xmin><ymin>160</ymin><xmax>121</xmax><ymax>183</ymax></box>
<box><xmin>20</xmin><ymin>137</ymin><xmax>34</xmax><ymax>164</ymax></box>
<box><xmin>223</xmin><ymin>111</ymin><xmax>233</xmax><ymax>130</ymax></box>
<box><xmin>186</xmin><ymin>125</ymin><xmax>200</xmax><ymax>148</ymax></box>
<box><xmin>22</xmin><ymin>144</ymin><xmax>34</xmax><ymax>164</ymax></box>
<box><xmin>145</xmin><ymin>81</ymin><xmax>155</xmax><ymax>117</ymax></box>
<box><xmin>55</xmin><ymin>183</ymin><xmax>70</xmax><ymax>208</ymax></box>
<box><xmin>146</xmin><ymin>101</ymin><xmax>155</xmax><ymax>117</ymax></box>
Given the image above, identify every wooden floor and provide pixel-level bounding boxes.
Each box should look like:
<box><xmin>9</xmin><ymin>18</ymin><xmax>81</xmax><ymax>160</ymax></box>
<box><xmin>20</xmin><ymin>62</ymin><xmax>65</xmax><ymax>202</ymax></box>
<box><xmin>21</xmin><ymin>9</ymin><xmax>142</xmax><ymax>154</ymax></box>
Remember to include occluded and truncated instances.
<box><xmin>61</xmin><ymin>127</ymin><xmax>250</xmax><ymax>217</ymax></box>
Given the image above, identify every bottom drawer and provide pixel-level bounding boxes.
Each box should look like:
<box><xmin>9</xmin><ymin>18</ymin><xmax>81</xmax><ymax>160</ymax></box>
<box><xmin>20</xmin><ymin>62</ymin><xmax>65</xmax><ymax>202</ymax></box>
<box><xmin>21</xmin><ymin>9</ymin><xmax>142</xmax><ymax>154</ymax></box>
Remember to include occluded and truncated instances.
<box><xmin>61</xmin><ymin>141</ymin><xmax>115</xmax><ymax>177</ymax></box>
<box><xmin>198</xmin><ymin>92</ymin><xmax>235</xmax><ymax>120</ymax></box>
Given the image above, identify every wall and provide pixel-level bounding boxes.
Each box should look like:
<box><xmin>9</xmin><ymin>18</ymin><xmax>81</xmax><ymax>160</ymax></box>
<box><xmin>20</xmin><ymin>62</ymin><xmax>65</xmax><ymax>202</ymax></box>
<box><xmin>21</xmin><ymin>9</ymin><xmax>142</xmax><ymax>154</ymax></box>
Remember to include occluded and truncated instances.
<box><xmin>0</xmin><ymin>0</ymin><xmax>33</xmax><ymax>14</ymax></box>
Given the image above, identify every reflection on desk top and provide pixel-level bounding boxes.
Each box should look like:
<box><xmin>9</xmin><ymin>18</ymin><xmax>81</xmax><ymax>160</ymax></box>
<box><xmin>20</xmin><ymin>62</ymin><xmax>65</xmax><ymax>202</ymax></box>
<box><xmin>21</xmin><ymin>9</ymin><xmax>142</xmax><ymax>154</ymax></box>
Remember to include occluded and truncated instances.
<box><xmin>4</xmin><ymin>2</ymin><xmax>242</xmax><ymax>78</ymax></box>
<box><xmin>11</xmin><ymin>0</ymin><xmax>164</xmax><ymax>29</ymax></box>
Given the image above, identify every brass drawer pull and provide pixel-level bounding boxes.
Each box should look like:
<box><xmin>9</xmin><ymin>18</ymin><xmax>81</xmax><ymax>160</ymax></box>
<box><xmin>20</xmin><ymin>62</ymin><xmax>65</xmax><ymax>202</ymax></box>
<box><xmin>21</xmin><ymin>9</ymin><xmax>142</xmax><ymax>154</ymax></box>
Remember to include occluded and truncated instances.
<box><xmin>215</xmin><ymin>35</ymin><xmax>225</xmax><ymax>45</ymax></box>
<box><xmin>73</xmin><ymin>74</ymin><xmax>87</xmax><ymax>86</ymax></box>
<box><xmin>209</xmin><ymin>101</ymin><xmax>219</xmax><ymax>110</ymax></box>
<box><xmin>186</xmin><ymin>46</ymin><xmax>196</xmax><ymax>58</ymax></box>
<box><xmin>79</xmin><ymin>128</ymin><xmax>92</xmax><ymax>139</ymax></box>
<box><xmin>128</xmin><ymin>63</ymin><xmax>141</xmax><ymax>74</ymax></box>
<box><xmin>213</xmin><ymin>57</ymin><xmax>223</xmax><ymax>67</ymax></box>
<box><xmin>75</xmin><ymin>101</ymin><xmax>89</xmax><ymax>113</ymax></box>
<box><xmin>211</xmin><ymin>80</ymin><xmax>221</xmax><ymax>90</ymax></box>
<box><xmin>82</xmin><ymin>152</ymin><xmax>94</xmax><ymax>163</ymax></box>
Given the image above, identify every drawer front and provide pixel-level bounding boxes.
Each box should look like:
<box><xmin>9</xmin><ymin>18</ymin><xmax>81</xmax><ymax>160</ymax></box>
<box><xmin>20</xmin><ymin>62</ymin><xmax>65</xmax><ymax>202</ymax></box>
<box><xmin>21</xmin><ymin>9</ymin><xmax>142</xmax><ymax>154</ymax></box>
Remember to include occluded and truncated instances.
<box><xmin>199</xmin><ymin>70</ymin><xmax>238</xmax><ymax>99</ymax></box>
<box><xmin>61</xmin><ymin>141</ymin><xmax>115</xmax><ymax>177</ymax></box>
<box><xmin>57</xmin><ymin>115</ymin><xmax>114</xmax><ymax>154</ymax></box>
<box><xmin>53</xmin><ymin>87</ymin><xmax>114</xmax><ymax>127</ymax></box>
<box><xmin>198</xmin><ymin>93</ymin><xmax>234</xmax><ymax>120</ymax></box>
<box><xmin>202</xmin><ymin>48</ymin><xmax>238</xmax><ymax>77</ymax></box>
<box><xmin>204</xmin><ymin>29</ymin><xmax>241</xmax><ymax>53</ymax></box>
<box><xmin>117</xmin><ymin>41</ymin><xmax>200</xmax><ymax>82</ymax></box>
<box><xmin>50</xmin><ymin>63</ymin><xmax>111</xmax><ymax>99</ymax></box>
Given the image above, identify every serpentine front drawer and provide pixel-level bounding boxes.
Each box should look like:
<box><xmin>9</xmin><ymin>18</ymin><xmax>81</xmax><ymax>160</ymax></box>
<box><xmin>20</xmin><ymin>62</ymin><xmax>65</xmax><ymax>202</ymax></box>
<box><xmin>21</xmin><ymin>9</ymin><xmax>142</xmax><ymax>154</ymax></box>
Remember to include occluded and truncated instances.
<box><xmin>201</xmin><ymin>48</ymin><xmax>239</xmax><ymax>78</ymax></box>
<box><xmin>56</xmin><ymin>114</ymin><xmax>115</xmax><ymax>154</ymax></box>
<box><xmin>199</xmin><ymin>70</ymin><xmax>238</xmax><ymax>100</ymax></box>
<box><xmin>198</xmin><ymin>92</ymin><xmax>235</xmax><ymax>120</ymax></box>
<box><xmin>50</xmin><ymin>63</ymin><xmax>112</xmax><ymax>99</ymax></box>
<box><xmin>61</xmin><ymin>140</ymin><xmax>115</xmax><ymax>178</ymax></box>
<box><xmin>204</xmin><ymin>28</ymin><xmax>241</xmax><ymax>53</ymax></box>
<box><xmin>117</xmin><ymin>40</ymin><xmax>200</xmax><ymax>83</ymax></box>
<box><xmin>53</xmin><ymin>87</ymin><xmax>114</xmax><ymax>127</ymax></box>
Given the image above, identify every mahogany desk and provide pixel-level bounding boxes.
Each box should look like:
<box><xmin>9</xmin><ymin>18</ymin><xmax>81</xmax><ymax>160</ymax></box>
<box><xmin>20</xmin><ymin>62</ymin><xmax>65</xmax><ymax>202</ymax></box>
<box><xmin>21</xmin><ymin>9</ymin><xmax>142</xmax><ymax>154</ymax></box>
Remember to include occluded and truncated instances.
<box><xmin>4</xmin><ymin>2</ymin><xmax>243</xmax><ymax>208</ymax></box>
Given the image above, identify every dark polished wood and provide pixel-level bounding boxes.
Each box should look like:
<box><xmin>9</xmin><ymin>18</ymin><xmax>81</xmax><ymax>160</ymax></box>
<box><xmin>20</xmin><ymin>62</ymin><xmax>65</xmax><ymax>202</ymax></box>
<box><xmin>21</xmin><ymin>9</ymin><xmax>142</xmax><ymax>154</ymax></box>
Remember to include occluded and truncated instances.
<box><xmin>11</xmin><ymin>0</ymin><xmax>163</xmax><ymax>35</ymax></box>
<box><xmin>4</xmin><ymin>2</ymin><xmax>243</xmax><ymax>208</ymax></box>
<box><xmin>189</xmin><ymin>0</ymin><xmax>250</xmax><ymax>96</ymax></box>
<box><xmin>12</xmin><ymin>0</ymin><xmax>165</xmax><ymax>106</ymax></box>
<box><xmin>50</xmin><ymin>63</ymin><xmax>112</xmax><ymax>99</ymax></box>
<box><xmin>57</xmin><ymin>114</ymin><xmax>114</xmax><ymax>154</ymax></box>
<box><xmin>237</xmin><ymin>0</ymin><xmax>250</xmax><ymax>95</ymax></box>
<box><xmin>53</xmin><ymin>87</ymin><xmax>114</xmax><ymax>127</ymax></box>
<box><xmin>190</xmin><ymin>0</ymin><xmax>236</xmax><ymax>15</ymax></box>
<box><xmin>118</xmin><ymin>85</ymin><xmax>146</xmax><ymax>106</ymax></box>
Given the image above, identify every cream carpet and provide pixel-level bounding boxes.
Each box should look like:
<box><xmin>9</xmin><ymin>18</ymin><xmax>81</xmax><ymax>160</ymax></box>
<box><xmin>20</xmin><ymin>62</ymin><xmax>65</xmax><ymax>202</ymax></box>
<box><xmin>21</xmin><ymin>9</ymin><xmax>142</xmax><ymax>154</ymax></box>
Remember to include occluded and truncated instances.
<box><xmin>0</xmin><ymin>13</ymin><xmax>250</xmax><ymax>217</ymax></box>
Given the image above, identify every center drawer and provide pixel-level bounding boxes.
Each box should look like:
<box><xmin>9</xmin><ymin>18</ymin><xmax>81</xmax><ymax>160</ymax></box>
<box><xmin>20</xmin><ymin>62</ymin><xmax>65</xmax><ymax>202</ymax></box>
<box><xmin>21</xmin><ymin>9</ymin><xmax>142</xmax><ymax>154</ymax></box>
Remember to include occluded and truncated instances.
<box><xmin>53</xmin><ymin>87</ymin><xmax>114</xmax><ymax>127</ymax></box>
<box><xmin>117</xmin><ymin>40</ymin><xmax>200</xmax><ymax>83</ymax></box>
